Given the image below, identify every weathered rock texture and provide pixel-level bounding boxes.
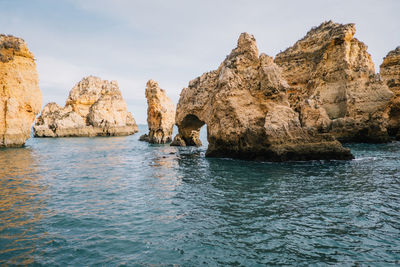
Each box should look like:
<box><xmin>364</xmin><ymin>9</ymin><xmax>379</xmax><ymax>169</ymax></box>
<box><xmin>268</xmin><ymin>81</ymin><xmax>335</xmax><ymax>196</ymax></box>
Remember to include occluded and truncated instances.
<box><xmin>0</xmin><ymin>35</ymin><xmax>42</xmax><ymax>147</ymax></box>
<box><xmin>275</xmin><ymin>21</ymin><xmax>393</xmax><ymax>143</ymax></box>
<box><xmin>171</xmin><ymin>33</ymin><xmax>353</xmax><ymax>161</ymax></box>
<box><xmin>139</xmin><ymin>80</ymin><xmax>175</xmax><ymax>143</ymax></box>
<box><xmin>380</xmin><ymin>47</ymin><xmax>400</xmax><ymax>138</ymax></box>
<box><xmin>34</xmin><ymin>76</ymin><xmax>138</xmax><ymax>137</ymax></box>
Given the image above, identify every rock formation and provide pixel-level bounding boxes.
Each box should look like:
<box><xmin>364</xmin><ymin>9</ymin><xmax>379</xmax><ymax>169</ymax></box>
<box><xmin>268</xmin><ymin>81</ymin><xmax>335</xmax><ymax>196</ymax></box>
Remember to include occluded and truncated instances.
<box><xmin>0</xmin><ymin>34</ymin><xmax>42</xmax><ymax>147</ymax></box>
<box><xmin>380</xmin><ymin>47</ymin><xmax>400</xmax><ymax>139</ymax></box>
<box><xmin>275</xmin><ymin>21</ymin><xmax>393</xmax><ymax>143</ymax></box>
<box><xmin>171</xmin><ymin>33</ymin><xmax>353</xmax><ymax>161</ymax></box>
<box><xmin>34</xmin><ymin>76</ymin><xmax>138</xmax><ymax>137</ymax></box>
<box><xmin>139</xmin><ymin>80</ymin><xmax>175</xmax><ymax>143</ymax></box>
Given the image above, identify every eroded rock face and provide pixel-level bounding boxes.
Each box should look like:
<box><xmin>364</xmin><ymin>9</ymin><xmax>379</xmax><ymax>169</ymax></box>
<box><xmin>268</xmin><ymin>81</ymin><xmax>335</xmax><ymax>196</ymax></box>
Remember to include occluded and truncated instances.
<box><xmin>139</xmin><ymin>80</ymin><xmax>175</xmax><ymax>143</ymax></box>
<box><xmin>34</xmin><ymin>76</ymin><xmax>138</xmax><ymax>137</ymax></box>
<box><xmin>171</xmin><ymin>33</ymin><xmax>353</xmax><ymax>161</ymax></box>
<box><xmin>0</xmin><ymin>35</ymin><xmax>42</xmax><ymax>147</ymax></box>
<box><xmin>275</xmin><ymin>21</ymin><xmax>393</xmax><ymax>143</ymax></box>
<box><xmin>380</xmin><ymin>47</ymin><xmax>400</xmax><ymax>138</ymax></box>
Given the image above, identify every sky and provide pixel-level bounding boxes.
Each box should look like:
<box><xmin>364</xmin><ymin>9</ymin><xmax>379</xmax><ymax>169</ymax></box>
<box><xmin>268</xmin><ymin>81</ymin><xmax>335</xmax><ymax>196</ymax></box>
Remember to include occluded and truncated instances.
<box><xmin>1</xmin><ymin>0</ymin><xmax>399</xmax><ymax>123</ymax></box>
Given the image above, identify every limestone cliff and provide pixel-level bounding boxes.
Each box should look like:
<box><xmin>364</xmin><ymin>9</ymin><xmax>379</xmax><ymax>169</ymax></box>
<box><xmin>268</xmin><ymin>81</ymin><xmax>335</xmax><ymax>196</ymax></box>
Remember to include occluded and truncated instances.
<box><xmin>0</xmin><ymin>34</ymin><xmax>42</xmax><ymax>147</ymax></box>
<box><xmin>380</xmin><ymin>47</ymin><xmax>400</xmax><ymax>138</ymax></box>
<box><xmin>139</xmin><ymin>80</ymin><xmax>175</xmax><ymax>143</ymax></box>
<box><xmin>275</xmin><ymin>21</ymin><xmax>393</xmax><ymax>143</ymax></box>
<box><xmin>34</xmin><ymin>76</ymin><xmax>138</xmax><ymax>137</ymax></box>
<box><xmin>171</xmin><ymin>33</ymin><xmax>353</xmax><ymax>161</ymax></box>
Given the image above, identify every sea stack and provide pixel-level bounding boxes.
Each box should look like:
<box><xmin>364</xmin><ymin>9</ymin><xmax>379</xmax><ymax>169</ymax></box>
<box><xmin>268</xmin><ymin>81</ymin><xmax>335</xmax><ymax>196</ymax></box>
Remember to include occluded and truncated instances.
<box><xmin>380</xmin><ymin>47</ymin><xmax>400</xmax><ymax>139</ymax></box>
<box><xmin>274</xmin><ymin>21</ymin><xmax>393</xmax><ymax>143</ymax></box>
<box><xmin>0</xmin><ymin>34</ymin><xmax>42</xmax><ymax>147</ymax></box>
<box><xmin>171</xmin><ymin>33</ymin><xmax>353</xmax><ymax>161</ymax></box>
<box><xmin>34</xmin><ymin>76</ymin><xmax>138</xmax><ymax>137</ymax></box>
<box><xmin>139</xmin><ymin>80</ymin><xmax>175</xmax><ymax>144</ymax></box>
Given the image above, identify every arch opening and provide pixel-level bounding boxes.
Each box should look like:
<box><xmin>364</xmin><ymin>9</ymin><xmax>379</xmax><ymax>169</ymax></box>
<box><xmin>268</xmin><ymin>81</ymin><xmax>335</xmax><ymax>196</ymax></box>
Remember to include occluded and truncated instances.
<box><xmin>177</xmin><ymin>114</ymin><xmax>205</xmax><ymax>147</ymax></box>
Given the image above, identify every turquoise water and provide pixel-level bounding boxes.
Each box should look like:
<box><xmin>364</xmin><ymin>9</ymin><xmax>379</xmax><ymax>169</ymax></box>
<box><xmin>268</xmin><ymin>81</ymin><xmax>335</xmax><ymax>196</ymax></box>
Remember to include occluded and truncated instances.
<box><xmin>0</xmin><ymin>125</ymin><xmax>399</xmax><ymax>266</ymax></box>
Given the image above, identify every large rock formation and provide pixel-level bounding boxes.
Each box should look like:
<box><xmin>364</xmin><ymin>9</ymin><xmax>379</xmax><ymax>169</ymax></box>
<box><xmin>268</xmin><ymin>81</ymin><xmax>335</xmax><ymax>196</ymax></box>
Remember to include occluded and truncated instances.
<box><xmin>34</xmin><ymin>76</ymin><xmax>138</xmax><ymax>137</ymax></box>
<box><xmin>139</xmin><ymin>80</ymin><xmax>175</xmax><ymax>143</ymax></box>
<box><xmin>171</xmin><ymin>33</ymin><xmax>353</xmax><ymax>161</ymax></box>
<box><xmin>0</xmin><ymin>35</ymin><xmax>42</xmax><ymax>147</ymax></box>
<box><xmin>275</xmin><ymin>21</ymin><xmax>393</xmax><ymax>143</ymax></box>
<box><xmin>380</xmin><ymin>47</ymin><xmax>400</xmax><ymax>138</ymax></box>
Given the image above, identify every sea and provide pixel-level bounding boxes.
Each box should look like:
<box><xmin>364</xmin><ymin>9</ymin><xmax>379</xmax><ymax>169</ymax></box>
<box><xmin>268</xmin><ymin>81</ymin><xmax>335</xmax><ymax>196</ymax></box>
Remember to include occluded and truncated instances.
<box><xmin>0</xmin><ymin>124</ymin><xmax>399</xmax><ymax>266</ymax></box>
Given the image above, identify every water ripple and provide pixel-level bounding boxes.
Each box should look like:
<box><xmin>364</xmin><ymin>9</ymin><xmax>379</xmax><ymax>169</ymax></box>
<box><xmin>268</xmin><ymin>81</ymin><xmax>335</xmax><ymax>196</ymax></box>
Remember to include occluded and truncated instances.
<box><xmin>0</xmin><ymin>126</ymin><xmax>400</xmax><ymax>265</ymax></box>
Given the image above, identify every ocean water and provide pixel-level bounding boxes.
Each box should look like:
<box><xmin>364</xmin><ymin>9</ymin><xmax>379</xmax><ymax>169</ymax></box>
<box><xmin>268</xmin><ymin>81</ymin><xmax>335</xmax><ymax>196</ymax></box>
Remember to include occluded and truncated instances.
<box><xmin>0</xmin><ymin>124</ymin><xmax>399</xmax><ymax>266</ymax></box>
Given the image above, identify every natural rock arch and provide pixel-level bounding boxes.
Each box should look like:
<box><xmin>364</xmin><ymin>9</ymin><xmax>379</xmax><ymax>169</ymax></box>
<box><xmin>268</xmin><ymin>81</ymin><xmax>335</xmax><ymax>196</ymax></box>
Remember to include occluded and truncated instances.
<box><xmin>171</xmin><ymin>32</ymin><xmax>353</xmax><ymax>161</ymax></box>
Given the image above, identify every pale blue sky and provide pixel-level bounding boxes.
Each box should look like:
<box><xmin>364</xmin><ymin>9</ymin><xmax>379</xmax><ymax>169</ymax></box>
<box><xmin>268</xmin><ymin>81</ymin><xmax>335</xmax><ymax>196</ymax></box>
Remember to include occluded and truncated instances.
<box><xmin>1</xmin><ymin>0</ymin><xmax>399</xmax><ymax>123</ymax></box>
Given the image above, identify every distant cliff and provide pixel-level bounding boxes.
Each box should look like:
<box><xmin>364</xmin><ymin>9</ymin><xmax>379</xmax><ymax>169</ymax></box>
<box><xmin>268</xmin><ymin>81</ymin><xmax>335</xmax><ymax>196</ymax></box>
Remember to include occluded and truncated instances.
<box><xmin>34</xmin><ymin>76</ymin><xmax>138</xmax><ymax>137</ymax></box>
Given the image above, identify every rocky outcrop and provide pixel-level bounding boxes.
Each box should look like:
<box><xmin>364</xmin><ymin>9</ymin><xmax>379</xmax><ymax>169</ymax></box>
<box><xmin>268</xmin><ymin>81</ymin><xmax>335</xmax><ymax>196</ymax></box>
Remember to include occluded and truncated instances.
<box><xmin>34</xmin><ymin>76</ymin><xmax>138</xmax><ymax>137</ymax></box>
<box><xmin>0</xmin><ymin>35</ymin><xmax>42</xmax><ymax>147</ymax></box>
<box><xmin>171</xmin><ymin>33</ymin><xmax>353</xmax><ymax>161</ymax></box>
<box><xmin>380</xmin><ymin>47</ymin><xmax>400</xmax><ymax>138</ymax></box>
<box><xmin>275</xmin><ymin>21</ymin><xmax>393</xmax><ymax>143</ymax></box>
<box><xmin>139</xmin><ymin>80</ymin><xmax>175</xmax><ymax>143</ymax></box>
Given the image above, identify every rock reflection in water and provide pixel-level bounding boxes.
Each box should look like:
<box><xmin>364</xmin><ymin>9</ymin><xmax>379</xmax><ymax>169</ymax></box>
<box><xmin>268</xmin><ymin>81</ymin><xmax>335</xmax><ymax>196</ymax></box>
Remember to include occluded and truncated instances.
<box><xmin>0</xmin><ymin>148</ymin><xmax>45</xmax><ymax>265</ymax></box>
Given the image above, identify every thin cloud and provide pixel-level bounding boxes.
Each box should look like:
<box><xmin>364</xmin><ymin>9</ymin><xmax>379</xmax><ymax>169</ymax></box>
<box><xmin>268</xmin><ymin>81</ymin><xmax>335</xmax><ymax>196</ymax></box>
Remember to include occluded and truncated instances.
<box><xmin>1</xmin><ymin>0</ymin><xmax>399</xmax><ymax>123</ymax></box>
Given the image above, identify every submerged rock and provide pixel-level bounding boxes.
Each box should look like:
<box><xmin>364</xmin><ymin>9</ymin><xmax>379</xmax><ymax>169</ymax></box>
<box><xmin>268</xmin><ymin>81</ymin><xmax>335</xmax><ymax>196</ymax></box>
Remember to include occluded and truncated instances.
<box><xmin>380</xmin><ymin>47</ymin><xmax>400</xmax><ymax>139</ymax></box>
<box><xmin>275</xmin><ymin>21</ymin><xmax>393</xmax><ymax>143</ymax></box>
<box><xmin>0</xmin><ymin>34</ymin><xmax>42</xmax><ymax>147</ymax></box>
<box><xmin>34</xmin><ymin>76</ymin><xmax>138</xmax><ymax>137</ymax></box>
<box><xmin>140</xmin><ymin>80</ymin><xmax>175</xmax><ymax>143</ymax></box>
<box><xmin>171</xmin><ymin>33</ymin><xmax>353</xmax><ymax>161</ymax></box>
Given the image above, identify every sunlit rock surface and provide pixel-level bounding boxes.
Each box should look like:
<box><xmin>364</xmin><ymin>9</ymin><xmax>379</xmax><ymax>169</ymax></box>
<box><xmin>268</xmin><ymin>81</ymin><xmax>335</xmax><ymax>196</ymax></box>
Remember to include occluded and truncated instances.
<box><xmin>0</xmin><ymin>34</ymin><xmax>42</xmax><ymax>147</ymax></box>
